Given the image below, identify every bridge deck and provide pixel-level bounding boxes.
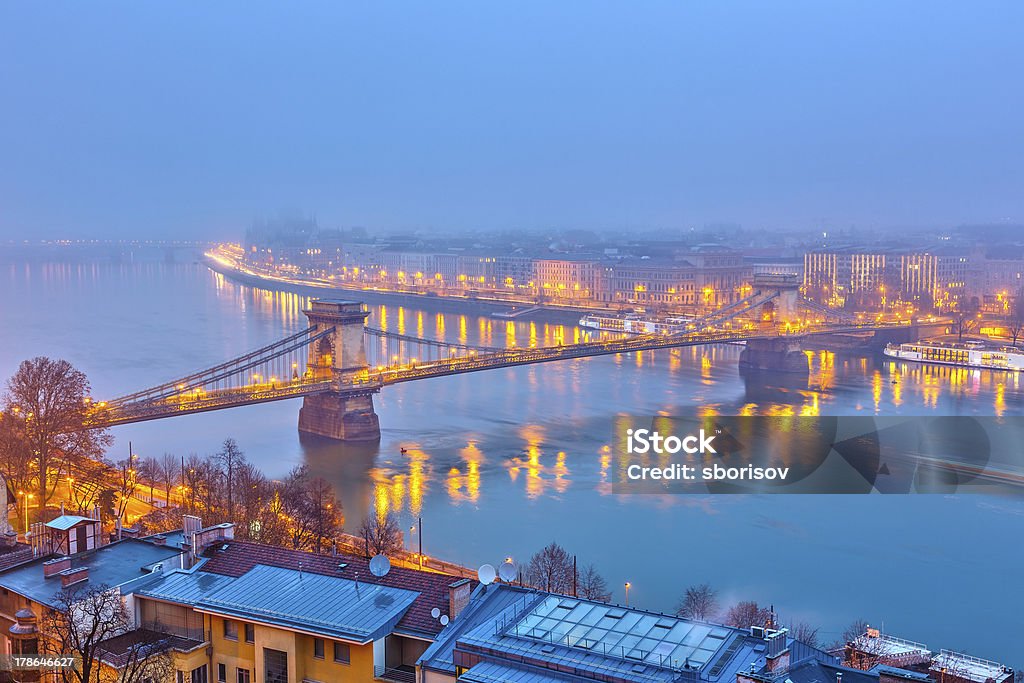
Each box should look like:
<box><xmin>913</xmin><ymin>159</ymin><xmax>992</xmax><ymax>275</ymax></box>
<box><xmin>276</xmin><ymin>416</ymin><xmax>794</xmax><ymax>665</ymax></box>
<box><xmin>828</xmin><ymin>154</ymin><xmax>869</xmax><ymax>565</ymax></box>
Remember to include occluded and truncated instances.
<box><xmin>90</xmin><ymin>378</ymin><xmax>334</xmax><ymax>427</ymax></box>
<box><xmin>89</xmin><ymin>320</ymin><xmax>930</xmax><ymax>427</ymax></box>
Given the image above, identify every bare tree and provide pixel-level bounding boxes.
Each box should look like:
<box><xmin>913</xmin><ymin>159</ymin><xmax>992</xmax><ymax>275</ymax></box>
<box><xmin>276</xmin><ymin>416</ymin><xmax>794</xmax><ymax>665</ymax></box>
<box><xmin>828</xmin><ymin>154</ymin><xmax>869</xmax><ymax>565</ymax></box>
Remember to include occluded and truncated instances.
<box><xmin>825</xmin><ymin>617</ymin><xmax>870</xmax><ymax>652</ymax></box>
<box><xmin>0</xmin><ymin>410</ymin><xmax>34</xmax><ymax>514</ymax></box>
<box><xmin>842</xmin><ymin>618</ymin><xmax>869</xmax><ymax>643</ymax></box>
<box><xmin>2</xmin><ymin>357</ymin><xmax>112</xmax><ymax>518</ymax></box>
<box><xmin>234</xmin><ymin>460</ymin><xmax>269</xmax><ymax>540</ymax></box>
<box><xmin>135</xmin><ymin>506</ymin><xmax>182</xmax><ymax>535</ymax></box>
<box><xmin>675</xmin><ymin>583</ymin><xmax>719</xmax><ymax>622</ymax></box>
<box><xmin>215</xmin><ymin>437</ymin><xmax>245</xmax><ymax>521</ymax></box>
<box><xmin>157</xmin><ymin>452</ymin><xmax>178</xmax><ymax>507</ymax></box>
<box><xmin>952</xmin><ymin>296</ymin><xmax>981</xmax><ymax>343</ymax></box>
<box><xmin>181</xmin><ymin>453</ymin><xmax>205</xmax><ymax>514</ymax></box>
<box><xmin>281</xmin><ymin>466</ymin><xmax>342</xmax><ymax>552</ymax></box>
<box><xmin>114</xmin><ymin>457</ymin><xmax>139</xmax><ymax>522</ymax></box>
<box><xmin>67</xmin><ymin>458</ymin><xmax>110</xmax><ymax>516</ymax></box>
<box><xmin>525</xmin><ymin>542</ymin><xmax>575</xmax><ymax>594</ymax></box>
<box><xmin>576</xmin><ymin>564</ymin><xmax>611</xmax><ymax>601</ymax></box>
<box><xmin>106</xmin><ymin>629</ymin><xmax>175</xmax><ymax>683</ymax></box>
<box><xmin>42</xmin><ymin>583</ymin><xmax>130</xmax><ymax>683</ymax></box>
<box><xmin>789</xmin><ymin>620</ymin><xmax>820</xmax><ymax>647</ymax></box>
<box><xmin>357</xmin><ymin>513</ymin><xmax>403</xmax><ymax>558</ymax></box>
<box><xmin>137</xmin><ymin>456</ymin><xmax>159</xmax><ymax>504</ymax></box>
<box><xmin>1006</xmin><ymin>287</ymin><xmax>1024</xmax><ymax>347</ymax></box>
<box><xmin>723</xmin><ymin>601</ymin><xmax>772</xmax><ymax>629</ymax></box>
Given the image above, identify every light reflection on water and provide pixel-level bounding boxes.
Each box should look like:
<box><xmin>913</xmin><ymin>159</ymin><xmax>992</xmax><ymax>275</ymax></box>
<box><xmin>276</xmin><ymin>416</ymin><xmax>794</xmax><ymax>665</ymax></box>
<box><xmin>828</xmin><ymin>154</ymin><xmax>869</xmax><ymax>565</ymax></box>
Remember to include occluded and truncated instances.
<box><xmin>2</xmin><ymin>261</ymin><xmax>1023</xmax><ymax>661</ymax></box>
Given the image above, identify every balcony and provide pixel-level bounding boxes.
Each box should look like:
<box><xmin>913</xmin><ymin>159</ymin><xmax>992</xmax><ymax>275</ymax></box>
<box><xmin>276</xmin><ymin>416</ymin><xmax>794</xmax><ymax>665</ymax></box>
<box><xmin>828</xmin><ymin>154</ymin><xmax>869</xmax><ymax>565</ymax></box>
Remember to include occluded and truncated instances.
<box><xmin>375</xmin><ymin>665</ymin><xmax>415</xmax><ymax>683</ymax></box>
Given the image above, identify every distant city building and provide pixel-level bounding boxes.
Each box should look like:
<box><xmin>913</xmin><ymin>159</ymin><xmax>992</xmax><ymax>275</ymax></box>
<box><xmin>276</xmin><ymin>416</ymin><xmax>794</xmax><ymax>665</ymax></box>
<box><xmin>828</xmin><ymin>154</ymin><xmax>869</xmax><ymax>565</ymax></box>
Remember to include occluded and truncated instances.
<box><xmin>803</xmin><ymin>247</ymin><xmax>970</xmax><ymax>312</ymax></box>
<box><xmin>241</xmin><ymin>229</ymin><xmax>750</xmax><ymax>313</ymax></box>
<box><xmin>533</xmin><ymin>256</ymin><xmax>604</xmax><ymax>301</ymax></box>
<box><xmin>603</xmin><ymin>258</ymin><xmax>698</xmax><ymax>307</ymax></box>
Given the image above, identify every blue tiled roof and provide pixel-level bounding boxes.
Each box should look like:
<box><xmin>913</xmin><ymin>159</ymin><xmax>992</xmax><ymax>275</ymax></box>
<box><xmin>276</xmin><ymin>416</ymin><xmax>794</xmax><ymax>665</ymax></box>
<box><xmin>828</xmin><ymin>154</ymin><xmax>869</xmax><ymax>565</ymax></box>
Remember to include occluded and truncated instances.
<box><xmin>868</xmin><ymin>665</ymin><xmax>931</xmax><ymax>682</ymax></box>
<box><xmin>136</xmin><ymin>568</ymin><xmax>234</xmax><ymax>604</ymax></box>
<box><xmin>457</xmin><ymin>661</ymin><xmax>576</xmax><ymax>683</ymax></box>
<box><xmin>789</xmin><ymin>659</ymin><xmax>879</xmax><ymax>683</ymax></box>
<box><xmin>419</xmin><ymin>584</ymin><xmax>543</xmax><ymax>674</ymax></box>
<box><xmin>191</xmin><ymin>564</ymin><xmax>419</xmax><ymax>644</ymax></box>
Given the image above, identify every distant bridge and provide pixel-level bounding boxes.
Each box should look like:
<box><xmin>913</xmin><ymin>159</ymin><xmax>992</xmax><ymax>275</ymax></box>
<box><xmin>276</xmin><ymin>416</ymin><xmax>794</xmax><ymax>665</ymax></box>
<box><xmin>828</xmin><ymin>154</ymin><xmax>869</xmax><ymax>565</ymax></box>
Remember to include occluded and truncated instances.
<box><xmin>88</xmin><ymin>281</ymin><xmax>945</xmax><ymax>440</ymax></box>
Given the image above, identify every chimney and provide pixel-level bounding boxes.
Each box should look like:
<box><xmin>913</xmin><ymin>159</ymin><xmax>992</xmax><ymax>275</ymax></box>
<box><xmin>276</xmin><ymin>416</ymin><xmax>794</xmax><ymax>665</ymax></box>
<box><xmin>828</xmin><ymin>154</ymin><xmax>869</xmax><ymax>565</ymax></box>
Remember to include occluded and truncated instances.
<box><xmin>43</xmin><ymin>557</ymin><xmax>72</xmax><ymax>578</ymax></box>
<box><xmin>448</xmin><ymin>578</ymin><xmax>472</xmax><ymax>620</ymax></box>
<box><xmin>183</xmin><ymin>515</ymin><xmax>202</xmax><ymax>538</ymax></box>
<box><xmin>59</xmin><ymin>567</ymin><xmax>88</xmax><ymax>588</ymax></box>
<box><xmin>192</xmin><ymin>523</ymin><xmax>235</xmax><ymax>558</ymax></box>
<box><xmin>764</xmin><ymin>629</ymin><xmax>790</xmax><ymax>674</ymax></box>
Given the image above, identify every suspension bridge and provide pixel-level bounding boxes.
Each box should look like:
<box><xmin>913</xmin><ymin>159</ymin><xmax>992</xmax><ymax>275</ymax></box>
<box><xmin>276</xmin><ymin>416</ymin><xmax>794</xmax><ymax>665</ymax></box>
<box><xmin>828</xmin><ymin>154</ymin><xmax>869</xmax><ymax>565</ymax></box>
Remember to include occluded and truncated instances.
<box><xmin>86</xmin><ymin>276</ymin><xmax>944</xmax><ymax>440</ymax></box>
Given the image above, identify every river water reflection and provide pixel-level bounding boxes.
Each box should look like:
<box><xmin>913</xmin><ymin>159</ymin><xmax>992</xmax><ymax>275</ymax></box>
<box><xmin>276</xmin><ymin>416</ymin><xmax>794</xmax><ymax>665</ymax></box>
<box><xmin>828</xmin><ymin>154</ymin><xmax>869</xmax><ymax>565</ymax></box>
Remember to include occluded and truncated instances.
<box><xmin>1</xmin><ymin>260</ymin><xmax>1022</xmax><ymax>660</ymax></box>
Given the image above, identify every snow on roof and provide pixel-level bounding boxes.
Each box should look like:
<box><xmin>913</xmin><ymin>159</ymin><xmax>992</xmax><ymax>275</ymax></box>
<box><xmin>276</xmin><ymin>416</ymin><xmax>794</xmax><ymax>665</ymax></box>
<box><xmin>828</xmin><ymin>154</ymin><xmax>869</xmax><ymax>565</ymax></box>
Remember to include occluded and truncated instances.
<box><xmin>931</xmin><ymin>650</ymin><xmax>1012</xmax><ymax>683</ymax></box>
<box><xmin>853</xmin><ymin>631</ymin><xmax>930</xmax><ymax>656</ymax></box>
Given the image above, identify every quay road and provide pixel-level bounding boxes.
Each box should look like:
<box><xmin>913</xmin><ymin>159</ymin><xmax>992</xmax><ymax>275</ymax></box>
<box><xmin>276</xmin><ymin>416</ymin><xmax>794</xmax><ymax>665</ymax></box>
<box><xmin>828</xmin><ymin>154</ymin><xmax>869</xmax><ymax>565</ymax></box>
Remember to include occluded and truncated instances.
<box><xmin>207</xmin><ymin>247</ymin><xmax>626</xmax><ymax>316</ymax></box>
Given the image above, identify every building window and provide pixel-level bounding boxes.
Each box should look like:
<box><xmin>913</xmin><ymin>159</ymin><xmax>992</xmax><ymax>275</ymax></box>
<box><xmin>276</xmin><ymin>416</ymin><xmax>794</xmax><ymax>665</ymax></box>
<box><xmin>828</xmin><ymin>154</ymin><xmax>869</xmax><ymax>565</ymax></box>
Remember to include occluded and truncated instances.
<box><xmin>218</xmin><ymin>664</ymin><xmax>226</xmax><ymax>683</ymax></box>
<box><xmin>223</xmin><ymin>619</ymin><xmax>238</xmax><ymax>641</ymax></box>
<box><xmin>264</xmin><ymin>648</ymin><xmax>288</xmax><ymax>683</ymax></box>
<box><xmin>236</xmin><ymin>669</ymin><xmax>250</xmax><ymax>683</ymax></box>
<box><xmin>181</xmin><ymin>665</ymin><xmax>207</xmax><ymax>683</ymax></box>
<box><xmin>313</xmin><ymin>638</ymin><xmax>324</xmax><ymax>659</ymax></box>
<box><xmin>333</xmin><ymin>642</ymin><xmax>350</xmax><ymax>664</ymax></box>
<box><xmin>244</xmin><ymin>623</ymin><xmax>254</xmax><ymax>643</ymax></box>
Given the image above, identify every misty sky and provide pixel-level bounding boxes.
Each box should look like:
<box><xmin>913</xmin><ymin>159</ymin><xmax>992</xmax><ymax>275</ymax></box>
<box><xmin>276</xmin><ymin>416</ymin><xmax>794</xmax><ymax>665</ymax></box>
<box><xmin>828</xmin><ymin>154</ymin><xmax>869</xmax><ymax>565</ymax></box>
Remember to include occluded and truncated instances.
<box><xmin>1</xmin><ymin>2</ymin><xmax>1022</xmax><ymax>240</ymax></box>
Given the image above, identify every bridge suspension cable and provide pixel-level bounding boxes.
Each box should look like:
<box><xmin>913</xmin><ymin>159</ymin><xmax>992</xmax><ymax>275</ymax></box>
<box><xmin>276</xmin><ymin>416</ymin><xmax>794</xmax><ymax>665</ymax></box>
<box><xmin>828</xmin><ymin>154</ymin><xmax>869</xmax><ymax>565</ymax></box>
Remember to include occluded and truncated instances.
<box><xmin>688</xmin><ymin>289</ymin><xmax>779</xmax><ymax>330</ymax></box>
<box><xmin>106</xmin><ymin>325</ymin><xmax>322</xmax><ymax>406</ymax></box>
<box><xmin>364</xmin><ymin>326</ymin><xmax>503</xmax><ymax>352</ymax></box>
<box><xmin>797</xmin><ymin>296</ymin><xmax>857</xmax><ymax>324</ymax></box>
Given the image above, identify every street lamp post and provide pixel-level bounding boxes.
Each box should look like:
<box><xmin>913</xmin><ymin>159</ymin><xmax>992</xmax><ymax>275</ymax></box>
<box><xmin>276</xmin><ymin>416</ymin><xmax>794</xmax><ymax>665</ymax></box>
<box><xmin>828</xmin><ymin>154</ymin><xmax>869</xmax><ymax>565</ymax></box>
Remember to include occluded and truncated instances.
<box><xmin>24</xmin><ymin>493</ymin><xmax>34</xmax><ymax>535</ymax></box>
<box><xmin>624</xmin><ymin>582</ymin><xmax>631</xmax><ymax>607</ymax></box>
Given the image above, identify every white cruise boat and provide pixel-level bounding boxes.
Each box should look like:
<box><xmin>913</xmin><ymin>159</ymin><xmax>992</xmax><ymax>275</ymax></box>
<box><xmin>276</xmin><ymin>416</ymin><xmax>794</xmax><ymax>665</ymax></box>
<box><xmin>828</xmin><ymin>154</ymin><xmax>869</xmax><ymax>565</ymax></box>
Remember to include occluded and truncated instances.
<box><xmin>883</xmin><ymin>340</ymin><xmax>1024</xmax><ymax>371</ymax></box>
<box><xmin>578</xmin><ymin>313</ymin><xmax>693</xmax><ymax>335</ymax></box>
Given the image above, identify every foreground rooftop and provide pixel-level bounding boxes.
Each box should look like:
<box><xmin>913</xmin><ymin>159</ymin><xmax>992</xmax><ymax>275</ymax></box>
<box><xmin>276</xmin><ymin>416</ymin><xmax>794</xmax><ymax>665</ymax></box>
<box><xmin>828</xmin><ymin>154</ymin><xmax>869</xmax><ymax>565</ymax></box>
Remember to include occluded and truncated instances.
<box><xmin>0</xmin><ymin>538</ymin><xmax>183</xmax><ymax>607</ymax></box>
<box><xmin>420</xmin><ymin>583</ymin><xmax>833</xmax><ymax>683</ymax></box>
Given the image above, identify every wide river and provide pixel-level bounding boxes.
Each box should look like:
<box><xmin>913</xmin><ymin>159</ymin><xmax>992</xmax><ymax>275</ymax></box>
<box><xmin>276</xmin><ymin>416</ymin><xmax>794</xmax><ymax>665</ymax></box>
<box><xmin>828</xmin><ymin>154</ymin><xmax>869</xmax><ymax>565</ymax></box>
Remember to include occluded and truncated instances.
<box><xmin>2</xmin><ymin>257</ymin><xmax>1021</xmax><ymax>661</ymax></box>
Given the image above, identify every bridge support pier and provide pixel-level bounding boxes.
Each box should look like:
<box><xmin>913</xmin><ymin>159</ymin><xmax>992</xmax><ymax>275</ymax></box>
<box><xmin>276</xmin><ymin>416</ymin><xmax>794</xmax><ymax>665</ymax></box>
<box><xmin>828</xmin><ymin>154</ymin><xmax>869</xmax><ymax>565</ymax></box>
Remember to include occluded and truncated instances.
<box><xmin>298</xmin><ymin>392</ymin><xmax>381</xmax><ymax>442</ymax></box>
<box><xmin>299</xmin><ymin>299</ymin><xmax>381</xmax><ymax>441</ymax></box>
<box><xmin>739</xmin><ymin>338</ymin><xmax>809</xmax><ymax>375</ymax></box>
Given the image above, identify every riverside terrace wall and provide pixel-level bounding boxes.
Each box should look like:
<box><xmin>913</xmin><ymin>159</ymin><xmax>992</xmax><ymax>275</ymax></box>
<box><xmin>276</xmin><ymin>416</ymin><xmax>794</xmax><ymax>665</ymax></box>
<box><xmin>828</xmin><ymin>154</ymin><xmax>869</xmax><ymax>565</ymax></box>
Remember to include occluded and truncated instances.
<box><xmin>205</xmin><ymin>257</ymin><xmax>592</xmax><ymax>327</ymax></box>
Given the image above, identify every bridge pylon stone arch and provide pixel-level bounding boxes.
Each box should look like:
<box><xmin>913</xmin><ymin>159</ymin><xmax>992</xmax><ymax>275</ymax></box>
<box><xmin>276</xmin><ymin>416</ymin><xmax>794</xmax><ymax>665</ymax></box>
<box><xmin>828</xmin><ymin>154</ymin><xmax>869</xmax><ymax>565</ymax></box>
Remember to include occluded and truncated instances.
<box><xmin>297</xmin><ymin>299</ymin><xmax>381</xmax><ymax>441</ymax></box>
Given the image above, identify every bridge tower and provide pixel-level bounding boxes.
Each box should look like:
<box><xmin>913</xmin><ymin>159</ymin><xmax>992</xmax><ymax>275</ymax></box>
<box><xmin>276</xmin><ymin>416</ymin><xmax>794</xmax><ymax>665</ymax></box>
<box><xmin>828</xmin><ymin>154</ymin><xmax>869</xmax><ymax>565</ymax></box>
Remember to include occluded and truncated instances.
<box><xmin>740</xmin><ymin>266</ymin><xmax>809</xmax><ymax>375</ymax></box>
<box><xmin>752</xmin><ymin>265</ymin><xmax>801</xmax><ymax>323</ymax></box>
<box><xmin>297</xmin><ymin>299</ymin><xmax>381</xmax><ymax>441</ymax></box>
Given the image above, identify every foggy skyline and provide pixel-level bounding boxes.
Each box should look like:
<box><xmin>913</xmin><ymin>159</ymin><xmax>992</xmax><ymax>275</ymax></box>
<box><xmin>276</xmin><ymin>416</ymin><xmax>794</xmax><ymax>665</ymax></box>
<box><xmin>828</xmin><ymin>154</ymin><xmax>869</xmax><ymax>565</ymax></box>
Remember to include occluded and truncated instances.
<box><xmin>1</xmin><ymin>2</ymin><xmax>1022</xmax><ymax>240</ymax></box>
